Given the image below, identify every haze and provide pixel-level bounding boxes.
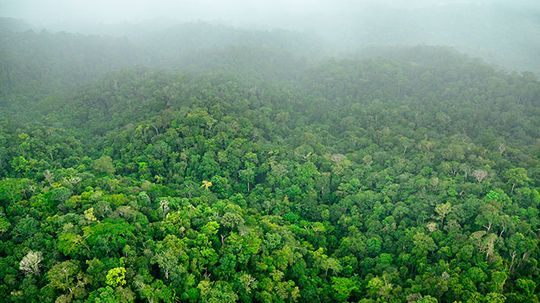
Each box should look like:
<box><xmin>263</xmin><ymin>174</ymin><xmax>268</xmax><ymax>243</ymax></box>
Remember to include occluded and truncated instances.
<box><xmin>0</xmin><ymin>1</ymin><xmax>501</xmax><ymax>26</ymax></box>
<box><xmin>1</xmin><ymin>1</ymin><xmax>540</xmax><ymax>302</ymax></box>
<box><xmin>1</xmin><ymin>0</ymin><xmax>540</xmax><ymax>72</ymax></box>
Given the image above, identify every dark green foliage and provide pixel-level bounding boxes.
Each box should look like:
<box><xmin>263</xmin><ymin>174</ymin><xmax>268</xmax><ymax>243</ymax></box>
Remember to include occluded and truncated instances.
<box><xmin>0</xmin><ymin>25</ymin><xmax>538</xmax><ymax>303</ymax></box>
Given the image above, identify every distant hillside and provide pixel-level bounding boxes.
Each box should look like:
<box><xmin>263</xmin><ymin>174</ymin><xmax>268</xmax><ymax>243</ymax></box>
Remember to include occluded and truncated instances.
<box><xmin>0</xmin><ymin>22</ymin><xmax>317</xmax><ymax>107</ymax></box>
<box><xmin>0</xmin><ymin>17</ymin><xmax>33</xmax><ymax>32</ymax></box>
<box><xmin>0</xmin><ymin>29</ymin><xmax>141</xmax><ymax>102</ymax></box>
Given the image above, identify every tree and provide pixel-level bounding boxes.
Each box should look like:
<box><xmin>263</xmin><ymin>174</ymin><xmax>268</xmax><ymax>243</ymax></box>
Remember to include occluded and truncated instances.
<box><xmin>332</xmin><ymin>277</ymin><xmax>358</xmax><ymax>302</ymax></box>
<box><xmin>57</xmin><ymin>232</ymin><xmax>83</xmax><ymax>257</ymax></box>
<box><xmin>412</xmin><ymin>231</ymin><xmax>437</xmax><ymax>259</ymax></box>
<box><xmin>201</xmin><ymin>180</ymin><xmax>213</xmax><ymax>190</ymax></box>
<box><xmin>83</xmin><ymin>218</ymin><xmax>135</xmax><ymax>256</ymax></box>
<box><xmin>239</xmin><ymin>273</ymin><xmax>258</xmax><ymax>295</ymax></box>
<box><xmin>470</xmin><ymin>231</ymin><xmax>498</xmax><ymax>261</ymax></box>
<box><xmin>504</xmin><ymin>168</ymin><xmax>529</xmax><ymax>193</ymax></box>
<box><xmin>313</xmin><ymin>248</ymin><xmax>342</xmax><ymax>276</ymax></box>
<box><xmin>417</xmin><ymin>295</ymin><xmax>438</xmax><ymax>303</ymax></box>
<box><xmin>435</xmin><ymin>202</ymin><xmax>452</xmax><ymax>225</ymax></box>
<box><xmin>47</xmin><ymin>260</ymin><xmax>80</xmax><ymax>293</ymax></box>
<box><xmin>93</xmin><ymin>156</ymin><xmax>116</xmax><ymax>175</ymax></box>
<box><xmin>514</xmin><ymin>278</ymin><xmax>537</xmax><ymax>302</ymax></box>
<box><xmin>472</xmin><ymin>169</ymin><xmax>488</xmax><ymax>183</ymax></box>
<box><xmin>367</xmin><ymin>276</ymin><xmax>392</xmax><ymax>300</ymax></box>
<box><xmin>87</xmin><ymin>286</ymin><xmax>135</xmax><ymax>303</ymax></box>
<box><xmin>0</xmin><ymin>215</ymin><xmax>10</xmax><ymax>234</ymax></box>
<box><xmin>19</xmin><ymin>250</ymin><xmax>43</xmax><ymax>276</ymax></box>
<box><xmin>153</xmin><ymin>234</ymin><xmax>189</xmax><ymax>281</ymax></box>
<box><xmin>84</xmin><ymin>207</ymin><xmax>98</xmax><ymax>221</ymax></box>
<box><xmin>239</xmin><ymin>168</ymin><xmax>255</xmax><ymax>192</ymax></box>
<box><xmin>106</xmin><ymin>267</ymin><xmax>127</xmax><ymax>287</ymax></box>
<box><xmin>198</xmin><ymin>280</ymin><xmax>239</xmax><ymax>303</ymax></box>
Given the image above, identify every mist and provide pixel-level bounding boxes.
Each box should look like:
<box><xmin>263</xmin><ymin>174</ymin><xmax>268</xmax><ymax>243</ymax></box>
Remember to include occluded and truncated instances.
<box><xmin>1</xmin><ymin>1</ymin><xmax>540</xmax><ymax>302</ymax></box>
<box><xmin>2</xmin><ymin>0</ymin><xmax>540</xmax><ymax>73</ymax></box>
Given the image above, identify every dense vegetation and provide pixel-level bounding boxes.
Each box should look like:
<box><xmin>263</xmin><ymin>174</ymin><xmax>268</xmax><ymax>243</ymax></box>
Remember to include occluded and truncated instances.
<box><xmin>0</xmin><ymin>20</ymin><xmax>539</xmax><ymax>303</ymax></box>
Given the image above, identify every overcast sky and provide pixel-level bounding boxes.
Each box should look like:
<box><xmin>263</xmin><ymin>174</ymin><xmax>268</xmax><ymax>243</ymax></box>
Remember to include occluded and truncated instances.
<box><xmin>1</xmin><ymin>0</ymin><xmax>539</xmax><ymax>73</ymax></box>
<box><xmin>0</xmin><ymin>0</ymin><xmax>522</xmax><ymax>30</ymax></box>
